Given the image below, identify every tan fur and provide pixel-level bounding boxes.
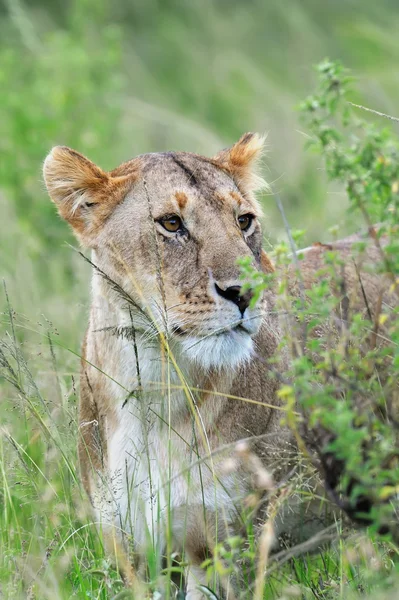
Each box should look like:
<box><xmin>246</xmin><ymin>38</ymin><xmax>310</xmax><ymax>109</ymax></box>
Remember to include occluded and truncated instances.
<box><xmin>175</xmin><ymin>191</ymin><xmax>189</xmax><ymax>209</ymax></box>
<box><xmin>43</xmin><ymin>146</ymin><xmax>140</xmax><ymax>243</ymax></box>
<box><xmin>43</xmin><ymin>136</ymin><xmax>390</xmax><ymax>598</ymax></box>
<box><xmin>288</xmin><ymin>233</ymin><xmax>391</xmax><ymax>320</ymax></box>
<box><xmin>214</xmin><ymin>132</ymin><xmax>268</xmax><ymax>199</ymax></box>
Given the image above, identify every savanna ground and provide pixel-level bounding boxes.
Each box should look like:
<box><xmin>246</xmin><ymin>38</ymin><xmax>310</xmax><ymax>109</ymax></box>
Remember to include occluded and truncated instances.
<box><xmin>2</xmin><ymin>0</ymin><xmax>399</xmax><ymax>598</ymax></box>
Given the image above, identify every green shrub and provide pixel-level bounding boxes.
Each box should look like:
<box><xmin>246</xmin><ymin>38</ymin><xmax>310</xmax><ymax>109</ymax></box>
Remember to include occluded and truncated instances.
<box><xmin>242</xmin><ymin>60</ymin><xmax>399</xmax><ymax>541</ymax></box>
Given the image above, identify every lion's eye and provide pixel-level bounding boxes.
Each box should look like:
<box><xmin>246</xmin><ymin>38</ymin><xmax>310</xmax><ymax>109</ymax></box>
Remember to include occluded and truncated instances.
<box><xmin>238</xmin><ymin>214</ymin><xmax>254</xmax><ymax>231</ymax></box>
<box><xmin>160</xmin><ymin>215</ymin><xmax>182</xmax><ymax>232</ymax></box>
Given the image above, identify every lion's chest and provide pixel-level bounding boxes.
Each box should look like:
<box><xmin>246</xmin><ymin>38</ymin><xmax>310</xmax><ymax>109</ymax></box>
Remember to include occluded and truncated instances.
<box><xmin>107</xmin><ymin>407</ymin><xmax>195</xmax><ymax>548</ymax></box>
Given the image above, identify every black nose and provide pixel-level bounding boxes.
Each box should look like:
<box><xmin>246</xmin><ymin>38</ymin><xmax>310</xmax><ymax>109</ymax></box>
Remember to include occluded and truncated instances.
<box><xmin>214</xmin><ymin>284</ymin><xmax>252</xmax><ymax>316</ymax></box>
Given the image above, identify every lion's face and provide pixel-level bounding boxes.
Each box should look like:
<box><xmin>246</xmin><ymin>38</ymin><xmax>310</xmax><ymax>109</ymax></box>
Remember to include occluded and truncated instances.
<box><xmin>43</xmin><ymin>134</ymin><xmax>273</xmax><ymax>370</ymax></box>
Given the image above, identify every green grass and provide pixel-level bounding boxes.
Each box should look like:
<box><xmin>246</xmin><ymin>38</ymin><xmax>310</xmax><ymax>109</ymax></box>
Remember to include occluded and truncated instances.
<box><xmin>2</xmin><ymin>0</ymin><xmax>399</xmax><ymax>598</ymax></box>
<box><xmin>0</xmin><ymin>249</ymin><xmax>398</xmax><ymax>594</ymax></box>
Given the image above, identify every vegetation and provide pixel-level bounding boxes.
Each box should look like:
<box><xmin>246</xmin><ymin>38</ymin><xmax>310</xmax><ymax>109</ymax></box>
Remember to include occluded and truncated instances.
<box><xmin>243</xmin><ymin>59</ymin><xmax>399</xmax><ymax>537</ymax></box>
<box><xmin>2</xmin><ymin>1</ymin><xmax>399</xmax><ymax>598</ymax></box>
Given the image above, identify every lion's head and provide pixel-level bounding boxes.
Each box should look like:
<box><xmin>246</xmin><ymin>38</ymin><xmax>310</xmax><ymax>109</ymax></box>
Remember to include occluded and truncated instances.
<box><xmin>43</xmin><ymin>133</ymin><xmax>273</xmax><ymax>370</ymax></box>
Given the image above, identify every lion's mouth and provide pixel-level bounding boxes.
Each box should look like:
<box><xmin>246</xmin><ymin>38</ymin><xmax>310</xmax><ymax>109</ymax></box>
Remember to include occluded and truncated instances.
<box><xmin>172</xmin><ymin>325</ymin><xmax>188</xmax><ymax>337</ymax></box>
<box><xmin>171</xmin><ymin>320</ymin><xmax>254</xmax><ymax>339</ymax></box>
<box><xmin>234</xmin><ymin>322</ymin><xmax>253</xmax><ymax>334</ymax></box>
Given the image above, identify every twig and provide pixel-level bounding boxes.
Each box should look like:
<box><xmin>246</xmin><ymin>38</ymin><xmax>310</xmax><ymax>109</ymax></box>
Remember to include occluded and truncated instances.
<box><xmin>254</xmin><ymin>501</ymin><xmax>276</xmax><ymax>600</ymax></box>
<box><xmin>122</xmin><ymin>308</ymin><xmax>142</xmax><ymax>409</ymax></box>
<box><xmin>3</xmin><ymin>280</ymin><xmax>20</xmax><ymax>384</ymax></box>
<box><xmin>274</xmin><ymin>193</ymin><xmax>302</xmax><ymax>280</ymax></box>
<box><xmin>349</xmin><ymin>102</ymin><xmax>399</xmax><ymax>123</ymax></box>
<box><xmin>274</xmin><ymin>191</ymin><xmax>307</xmax><ymax>350</ymax></box>
<box><xmin>353</xmin><ymin>259</ymin><xmax>373</xmax><ymax>322</ymax></box>
<box><xmin>266</xmin><ymin>524</ymin><xmax>340</xmax><ymax>572</ymax></box>
<box><xmin>47</xmin><ymin>331</ymin><xmax>63</xmax><ymax>406</ymax></box>
<box><xmin>143</xmin><ymin>178</ymin><xmax>168</xmax><ymax>330</ymax></box>
<box><xmin>70</xmin><ymin>246</ymin><xmax>150</xmax><ymax>320</ymax></box>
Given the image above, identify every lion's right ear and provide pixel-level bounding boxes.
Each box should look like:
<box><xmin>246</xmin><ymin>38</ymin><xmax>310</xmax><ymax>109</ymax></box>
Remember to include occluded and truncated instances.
<box><xmin>43</xmin><ymin>146</ymin><xmax>135</xmax><ymax>245</ymax></box>
<box><xmin>213</xmin><ymin>132</ymin><xmax>268</xmax><ymax>196</ymax></box>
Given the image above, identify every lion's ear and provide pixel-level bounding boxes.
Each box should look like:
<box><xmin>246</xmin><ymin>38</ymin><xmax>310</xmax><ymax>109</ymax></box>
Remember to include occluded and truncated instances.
<box><xmin>43</xmin><ymin>146</ymin><xmax>134</xmax><ymax>245</ymax></box>
<box><xmin>213</xmin><ymin>132</ymin><xmax>268</xmax><ymax>195</ymax></box>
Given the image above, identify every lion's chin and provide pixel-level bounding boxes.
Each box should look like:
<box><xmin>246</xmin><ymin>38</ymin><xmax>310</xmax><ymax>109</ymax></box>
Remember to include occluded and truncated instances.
<box><xmin>180</xmin><ymin>329</ymin><xmax>254</xmax><ymax>371</ymax></box>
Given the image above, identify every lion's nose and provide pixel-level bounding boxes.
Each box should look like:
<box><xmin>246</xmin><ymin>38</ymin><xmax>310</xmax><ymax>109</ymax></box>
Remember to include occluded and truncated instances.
<box><xmin>214</xmin><ymin>284</ymin><xmax>253</xmax><ymax>316</ymax></box>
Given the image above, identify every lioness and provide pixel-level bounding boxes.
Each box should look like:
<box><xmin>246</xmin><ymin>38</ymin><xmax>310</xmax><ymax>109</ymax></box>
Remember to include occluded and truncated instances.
<box><xmin>43</xmin><ymin>134</ymin><xmax>386</xmax><ymax>598</ymax></box>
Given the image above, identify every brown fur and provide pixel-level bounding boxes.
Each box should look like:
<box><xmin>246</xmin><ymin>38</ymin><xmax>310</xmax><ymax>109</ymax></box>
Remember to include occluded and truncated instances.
<box><xmin>43</xmin><ymin>135</ymin><xmax>391</xmax><ymax>598</ymax></box>
<box><xmin>260</xmin><ymin>249</ymin><xmax>275</xmax><ymax>274</ymax></box>
<box><xmin>175</xmin><ymin>191</ymin><xmax>189</xmax><ymax>209</ymax></box>
<box><xmin>43</xmin><ymin>146</ymin><xmax>140</xmax><ymax>242</ymax></box>
<box><xmin>214</xmin><ymin>132</ymin><xmax>267</xmax><ymax>198</ymax></box>
<box><xmin>288</xmin><ymin>233</ymin><xmax>390</xmax><ymax>319</ymax></box>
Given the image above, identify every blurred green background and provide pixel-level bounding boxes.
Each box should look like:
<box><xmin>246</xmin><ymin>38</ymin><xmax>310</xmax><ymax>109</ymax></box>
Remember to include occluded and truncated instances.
<box><xmin>1</xmin><ymin>0</ymin><xmax>399</xmax><ymax>336</ymax></box>
<box><xmin>2</xmin><ymin>4</ymin><xmax>399</xmax><ymax>596</ymax></box>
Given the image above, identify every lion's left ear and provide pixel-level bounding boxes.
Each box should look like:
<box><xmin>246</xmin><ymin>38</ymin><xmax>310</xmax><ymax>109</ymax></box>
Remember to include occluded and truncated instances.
<box><xmin>213</xmin><ymin>132</ymin><xmax>268</xmax><ymax>195</ymax></box>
